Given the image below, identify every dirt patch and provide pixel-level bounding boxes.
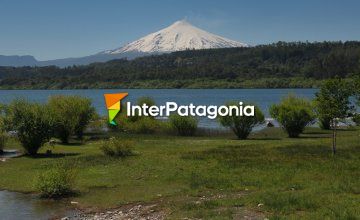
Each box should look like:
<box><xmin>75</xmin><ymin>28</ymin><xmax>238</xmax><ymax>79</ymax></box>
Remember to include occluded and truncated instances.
<box><xmin>63</xmin><ymin>203</ymin><xmax>166</xmax><ymax>220</ymax></box>
<box><xmin>61</xmin><ymin>191</ymin><xmax>266</xmax><ymax>220</ymax></box>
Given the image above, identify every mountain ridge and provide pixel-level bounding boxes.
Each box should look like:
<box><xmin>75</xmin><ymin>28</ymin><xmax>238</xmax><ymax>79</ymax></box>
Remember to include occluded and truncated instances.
<box><xmin>0</xmin><ymin>20</ymin><xmax>246</xmax><ymax>67</ymax></box>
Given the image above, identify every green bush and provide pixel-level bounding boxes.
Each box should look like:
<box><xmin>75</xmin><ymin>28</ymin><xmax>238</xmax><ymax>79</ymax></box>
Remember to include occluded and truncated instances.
<box><xmin>318</xmin><ymin>116</ymin><xmax>331</xmax><ymax>130</ymax></box>
<box><xmin>0</xmin><ymin>117</ymin><xmax>5</xmax><ymax>153</ymax></box>
<box><xmin>353</xmin><ymin>113</ymin><xmax>360</xmax><ymax>126</ymax></box>
<box><xmin>218</xmin><ymin>102</ymin><xmax>264</xmax><ymax>139</ymax></box>
<box><xmin>35</xmin><ymin>161</ymin><xmax>77</xmax><ymax>198</ymax></box>
<box><xmin>270</xmin><ymin>95</ymin><xmax>315</xmax><ymax>138</ymax></box>
<box><xmin>48</xmin><ymin>95</ymin><xmax>96</xmax><ymax>143</ymax></box>
<box><xmin>114</xmin><ymin>113</ymin><xmax>159</xmax><ymax>134</ymax></box>
<box><xmin>100</xmin><ymin>137</ymin><xmax>134</xmax><ymax>157</ymax></box>
<box><xmin>0</xmin><ymin>133</ymin><xmax>7</xmax><ymax>154</ymax></box>
<box><xmin>131</xmin><ymin>117</ymin><xmax>159</xmax><ymax>134</ymax></box>
<box><xmin>169</xmin><ymin>114</ymin><xmax>198</xmax><ymax>136</ymax></box>
<box><xmin>5</xmin><ymin>99</ymin><xmax>53</xmax><ymax>156</ymax></box>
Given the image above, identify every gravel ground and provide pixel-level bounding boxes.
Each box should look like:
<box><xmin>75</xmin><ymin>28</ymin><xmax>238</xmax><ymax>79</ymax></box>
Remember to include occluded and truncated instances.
<box><xmin>62</xmin><ymin>204</ymin><xmax>166</xmax><ymax>220</ymax></box>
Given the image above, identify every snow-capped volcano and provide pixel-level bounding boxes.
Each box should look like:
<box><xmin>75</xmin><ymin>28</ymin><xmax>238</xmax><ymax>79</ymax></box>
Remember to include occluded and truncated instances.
<box><xmin>0</xmin><ymin>20</ymin><xmax>247</xmax><ymax>67</ymax></box>
<box><xmin>105</xmin><ymin>20</ymin><xmax>247</xmax><ymax>54</ymax></box>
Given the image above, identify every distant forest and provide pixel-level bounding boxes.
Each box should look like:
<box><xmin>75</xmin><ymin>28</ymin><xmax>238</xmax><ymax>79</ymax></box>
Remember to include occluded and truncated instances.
<box><xmin>0</xmin><ymin>41</ymin><xmax>359</xmax><ymax>89</ymax></box>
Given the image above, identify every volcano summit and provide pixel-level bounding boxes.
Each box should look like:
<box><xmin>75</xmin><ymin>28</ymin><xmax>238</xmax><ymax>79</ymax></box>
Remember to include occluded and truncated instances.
<box><xmin>104</xmin><ymin>20</ymin><xmax>247</xmax><ymax>54</ymax></box>
<box><xmin>0</xmin><ymin>20</ymin><xmax>247</xmax><ymax>67</ymax></box>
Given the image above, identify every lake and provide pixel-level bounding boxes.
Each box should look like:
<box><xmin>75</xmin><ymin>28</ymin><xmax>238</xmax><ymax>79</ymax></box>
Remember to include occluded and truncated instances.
<box><xmin>0</xmin><ymin>89</ymin><xmax>317</xmax><ymax>128</ymax></box>
<box><xmin>0</xmin><ymin>190</ymin><xmax>77</xmax><ymax>220</ymax></box>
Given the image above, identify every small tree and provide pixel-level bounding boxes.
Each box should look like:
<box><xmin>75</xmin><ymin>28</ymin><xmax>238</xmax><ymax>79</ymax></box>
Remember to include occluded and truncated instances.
<box><xmin>5</xmin><ymin>99</ymin><xmax>53</xmax><ymax>156</ymax></box>
<box><xmin>49</xmin><ymin>95</ymin><xmax>96</xmax><ymax>143</ymax></box>
<box><xmin>270</xmin><ymin>95</ymin><xmax>315</xmax><ymax>138</ymax></box>
<box><xmin>314</xmin><ymin>78</ymin><xmax>353</xmax><ymax>154</ymax></box>
<box><xmin>219</xmin><ymin>102</ymin><xmax>264</xmax><ymax>139</ymax></box>
<box><xmin>74</xmin><ymin>98</ymin><xmax>97</xmax><ymax>139</ymax></box>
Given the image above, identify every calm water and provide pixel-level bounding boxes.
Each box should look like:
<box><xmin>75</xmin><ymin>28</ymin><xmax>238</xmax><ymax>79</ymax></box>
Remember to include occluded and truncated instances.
<box><xmin>0</xmin><ymin>89</ymin><xmax>317</xmax><ymax>128</ymax></box>
<box><xmin>0</xmin><ymin>191</ymin><xmax>76</xmax><ymax>220</ymax></box>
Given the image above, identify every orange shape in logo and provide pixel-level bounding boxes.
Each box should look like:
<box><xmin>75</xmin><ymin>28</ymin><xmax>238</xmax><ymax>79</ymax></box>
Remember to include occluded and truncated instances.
<box><xmin>104</xmin><ymin>93</ymin><xmax>128</xmax><ymax>125</ymax></box>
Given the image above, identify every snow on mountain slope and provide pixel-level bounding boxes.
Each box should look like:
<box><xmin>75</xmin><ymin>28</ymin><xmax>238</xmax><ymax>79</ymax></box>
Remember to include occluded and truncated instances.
<box><xmin>0</xmin><ymin>20</ymin><xmax>247</xmax><ymax>67</ymax></box>
<box><xmin>105</xmin><ymin>20</ymin><xmax>247</xmax><ymax>54</ymax></box>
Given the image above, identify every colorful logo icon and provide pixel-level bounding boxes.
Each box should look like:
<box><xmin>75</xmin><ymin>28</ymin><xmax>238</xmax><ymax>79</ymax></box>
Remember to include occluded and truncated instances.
<box><xmin>104</xmin><ymin>93</ymin><xmax>128</xmax><ymax>125</ymax></box>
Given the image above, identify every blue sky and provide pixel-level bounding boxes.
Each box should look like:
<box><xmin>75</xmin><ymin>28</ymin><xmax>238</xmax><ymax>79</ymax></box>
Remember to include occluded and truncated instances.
<box><xmin>0</xmin><ymin>0</ymin><xmax>359</xmax><ymax>60</ymax></box>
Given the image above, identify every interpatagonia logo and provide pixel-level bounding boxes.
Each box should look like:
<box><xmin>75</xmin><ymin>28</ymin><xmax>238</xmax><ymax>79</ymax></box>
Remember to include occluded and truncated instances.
<box><xmin>104</xmin><ymin>93</ymin><xmax>128</xmax><ymax>125</ymax></box>
<box><xmin>104</xmin><ymin>93</ymin><xmax>256</xmax><ymax>125</ymax></box>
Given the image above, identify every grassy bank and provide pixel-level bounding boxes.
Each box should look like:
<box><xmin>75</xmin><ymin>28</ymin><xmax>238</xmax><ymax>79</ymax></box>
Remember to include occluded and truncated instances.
<box><xmin>0</xmin><ymin>127</ymin><xmax>359</xmax><ymax>219</ymax></box>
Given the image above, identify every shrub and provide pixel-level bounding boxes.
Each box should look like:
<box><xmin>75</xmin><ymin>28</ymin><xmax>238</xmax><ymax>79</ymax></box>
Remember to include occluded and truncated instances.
<box><xmin>353</xmin><ymin>113</ymin><xmax>360</xmax><ymax>126</ymax></box>
<box><xmin>100</xmin><ymin>137</ymin><xmax>134</xmax><ymax>157</ymax></box>
<box><xmin>5</xmin><ymin>99</ymin><xmax>53</xmax><ymax>156</ymax></box>
<box><xmin>114</xmin><ymin>113</ymin><xmax>159</xmax><ymax>134</ymax></box>
<box><xmin>0</xmin><ymin>133</ymin><xmax>7</xmax><ymax>154</ymax></box>
<box><xmin>270</xmin><ymin>95</ymin><xmax>315</xmax><ymax>138</ymax></box>
<box><xmin>0</xmin><ymin>117</ymin><xmax>5</xmax><ymax>153</ymax></box>
<box><xmin>35</xmin><ymin>161</ymin><xmax>77</xmax><ymax>198</ymax></box>
<box><xmin>318</xmin><ymin>116</ymin><xmax>331</xmax><ymax>130</ymax></box>
<box><xmin>48</xmin><ymin>95</ymin><xmax>96</xmax><ymax>143</ymax></box>
<box><xmin>218</xmin><ymin>102</ymin><xmax>264</xmax><ymax>139</ymax></box>
<box><xmin>131</xmin><ymin>117</ymin><xmax>159</xmax><ymax>134</ymax></box>
<box><xmin>169</xmin><ymin>114</ymin><xmax>198</xmax><ymax>136</ymax></box>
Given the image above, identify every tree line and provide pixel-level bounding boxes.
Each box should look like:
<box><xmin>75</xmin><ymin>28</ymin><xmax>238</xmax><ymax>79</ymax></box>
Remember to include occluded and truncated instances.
<box><xmin>0</xmin><ymin>41</ymin><xmax>359</xmax><ymax>89</ymax></box>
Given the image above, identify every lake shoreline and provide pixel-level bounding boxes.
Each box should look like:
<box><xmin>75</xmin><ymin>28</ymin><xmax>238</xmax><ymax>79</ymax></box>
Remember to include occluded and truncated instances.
<box><xmin>0</xmin><ymin>88</ymin><xmax>317</xmax><ymax>128</ymax></box>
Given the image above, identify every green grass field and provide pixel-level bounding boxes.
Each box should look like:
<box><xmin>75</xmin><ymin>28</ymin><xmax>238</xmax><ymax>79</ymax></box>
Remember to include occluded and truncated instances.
<box><xmin>0</xmin><ymin>127</ymin><xmax>359</xmax><ymax>219</ymax></box>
